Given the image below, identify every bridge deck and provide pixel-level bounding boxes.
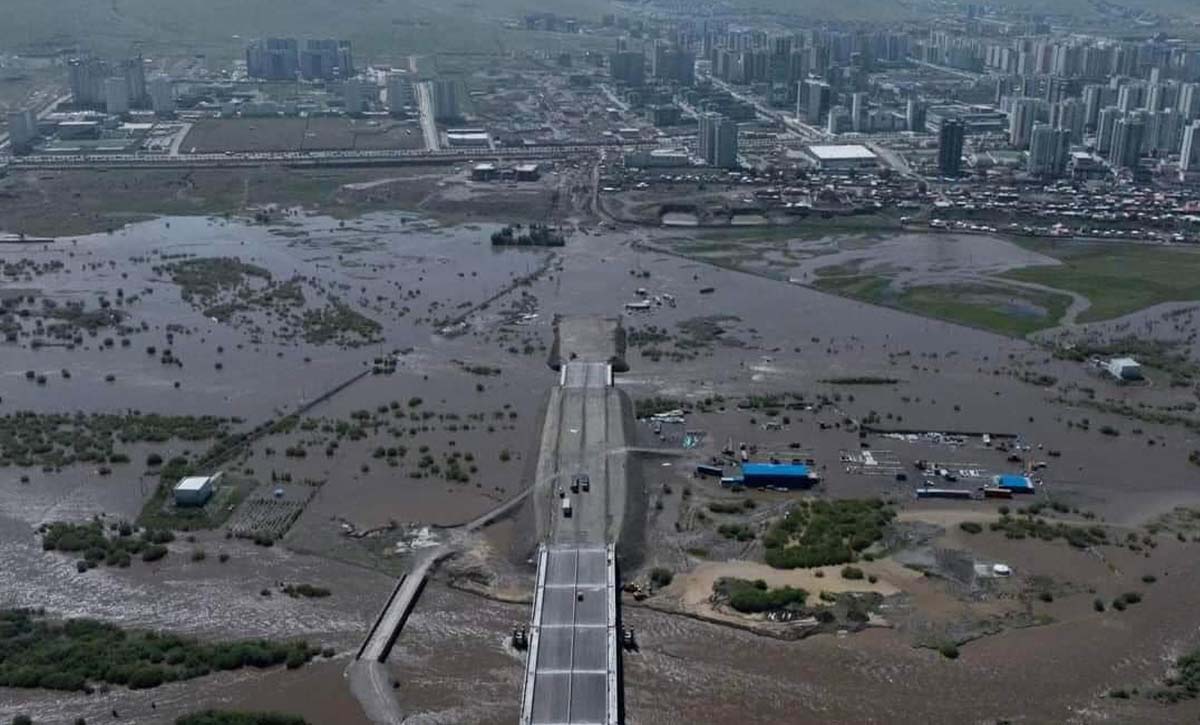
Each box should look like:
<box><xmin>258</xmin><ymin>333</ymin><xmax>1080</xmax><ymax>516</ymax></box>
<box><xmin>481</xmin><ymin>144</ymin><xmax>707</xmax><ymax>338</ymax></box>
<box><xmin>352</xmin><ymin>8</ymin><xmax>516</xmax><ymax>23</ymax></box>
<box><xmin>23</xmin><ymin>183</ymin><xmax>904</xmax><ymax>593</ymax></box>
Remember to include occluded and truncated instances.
<box><xmin>521</xmin><ymin>544</ymin><xmax>618</xmax><ymax>725</ymax></box>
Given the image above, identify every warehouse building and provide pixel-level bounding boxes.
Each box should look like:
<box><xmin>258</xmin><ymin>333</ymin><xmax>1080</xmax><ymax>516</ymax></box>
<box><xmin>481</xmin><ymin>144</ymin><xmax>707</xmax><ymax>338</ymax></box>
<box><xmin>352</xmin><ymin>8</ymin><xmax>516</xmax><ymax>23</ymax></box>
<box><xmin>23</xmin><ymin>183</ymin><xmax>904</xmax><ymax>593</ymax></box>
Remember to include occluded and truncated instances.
<box><xmin>993</xmin><ymin>474</ymin><xmax>1035</xmax><ymax>494</ymax></box>
<box><xmin>174</xmin><ymin>472</ymin><xmax>222</xmax><ymax>507</ymax></box>
<box><xmin>1105</xmin><ymin>357</ymin><xmax>1143</xmax><ymax>381</ymax></box>
<box><xmin>740</xmin><ymin>462</ymin><xmax>817</xmax><ymax>489</ymax></box>
<box><xmin>803</xmin><ymin>144</ymin><xmax>879</xmax><ymax>171</ymax></box>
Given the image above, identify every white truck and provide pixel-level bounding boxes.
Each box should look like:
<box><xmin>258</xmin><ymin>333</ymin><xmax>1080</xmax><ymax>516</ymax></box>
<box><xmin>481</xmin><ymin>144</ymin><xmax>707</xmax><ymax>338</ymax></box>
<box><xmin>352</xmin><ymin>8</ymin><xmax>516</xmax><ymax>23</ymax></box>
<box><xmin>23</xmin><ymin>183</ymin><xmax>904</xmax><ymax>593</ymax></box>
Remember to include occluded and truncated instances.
<box><xmin>561</xmin><ymin>497</ymin><xmax>572</xmax><ymax>518</ymax></box>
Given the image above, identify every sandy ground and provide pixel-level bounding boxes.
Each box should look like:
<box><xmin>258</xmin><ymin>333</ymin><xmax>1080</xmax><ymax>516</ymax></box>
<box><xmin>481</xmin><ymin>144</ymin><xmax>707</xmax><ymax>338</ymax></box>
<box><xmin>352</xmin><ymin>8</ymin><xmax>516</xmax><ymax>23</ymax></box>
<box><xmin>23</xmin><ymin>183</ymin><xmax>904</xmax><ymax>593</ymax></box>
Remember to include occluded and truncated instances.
<box><xmin>671</xmin><ymin>559</ymin><xmax>909</xmax><ymax>606</ymax></box>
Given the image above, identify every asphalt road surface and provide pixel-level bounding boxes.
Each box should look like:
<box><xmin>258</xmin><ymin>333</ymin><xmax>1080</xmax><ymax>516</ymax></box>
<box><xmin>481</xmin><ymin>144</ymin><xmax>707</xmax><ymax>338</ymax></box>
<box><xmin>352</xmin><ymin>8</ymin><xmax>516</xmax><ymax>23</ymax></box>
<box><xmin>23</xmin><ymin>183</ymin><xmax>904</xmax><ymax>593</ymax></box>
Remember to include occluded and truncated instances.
<box><xmin>522</xmin><ymin>360</ymin><xmax>624</xmax><ymax>724</ymax></box>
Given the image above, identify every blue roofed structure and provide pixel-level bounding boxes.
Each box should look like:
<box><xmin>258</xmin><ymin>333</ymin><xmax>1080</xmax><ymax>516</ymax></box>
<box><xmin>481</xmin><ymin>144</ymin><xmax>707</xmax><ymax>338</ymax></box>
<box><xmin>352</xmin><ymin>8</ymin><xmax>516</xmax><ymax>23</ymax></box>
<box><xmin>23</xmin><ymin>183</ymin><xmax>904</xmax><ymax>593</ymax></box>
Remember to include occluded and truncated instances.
<box><xmin>741</xmin><ymin>462</ymin><xmax>816</xmax><ymax>489</ymax></box>
<box><xmin>994</xmin><ymin>474</ymin><xmax>1034</xmax><ymax>493</ymax></box>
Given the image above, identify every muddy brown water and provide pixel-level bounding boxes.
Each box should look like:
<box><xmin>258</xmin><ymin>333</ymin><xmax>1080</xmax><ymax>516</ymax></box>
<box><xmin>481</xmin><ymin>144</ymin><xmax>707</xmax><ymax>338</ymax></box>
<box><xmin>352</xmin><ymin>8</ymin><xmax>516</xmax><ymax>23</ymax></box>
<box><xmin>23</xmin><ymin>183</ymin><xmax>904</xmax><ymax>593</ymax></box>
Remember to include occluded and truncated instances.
<box><xmin>5</xmin><ymin>215</ymin><xmax>1200</xmax><ymax>722</ymax></box>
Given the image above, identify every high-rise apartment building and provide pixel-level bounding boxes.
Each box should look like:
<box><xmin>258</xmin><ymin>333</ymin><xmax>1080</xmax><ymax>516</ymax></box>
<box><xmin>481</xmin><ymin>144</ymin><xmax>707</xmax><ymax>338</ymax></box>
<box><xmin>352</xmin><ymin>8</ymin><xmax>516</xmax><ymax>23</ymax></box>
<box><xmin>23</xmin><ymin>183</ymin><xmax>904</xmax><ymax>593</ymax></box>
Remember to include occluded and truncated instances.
<box><xmin>1008</xmin><ymin>97</ymin><xmax>1039</xmax><ymax>149</ymax></box>
<box><xmin>937</xmin><ymin>118</ymin><xmax>965</xmax><ymax>177</ymax></box>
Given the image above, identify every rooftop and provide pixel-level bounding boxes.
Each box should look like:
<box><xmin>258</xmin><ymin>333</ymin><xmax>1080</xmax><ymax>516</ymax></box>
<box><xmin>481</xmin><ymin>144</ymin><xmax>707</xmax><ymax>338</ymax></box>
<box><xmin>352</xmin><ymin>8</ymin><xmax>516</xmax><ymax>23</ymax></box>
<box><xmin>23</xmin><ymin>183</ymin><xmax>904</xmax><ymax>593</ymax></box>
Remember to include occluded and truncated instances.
<box><xmin>808</xmin><ymin>144</ymin><xmax>877</xmax><ymax>161</ymax></box>
<box><xmin>742</xmin><ymin>462</ymin><xmax>812</xmax><ymax>477</ymax></box>
<box><xmin>175</xmin><ymin>475</ymin><xmax>216</xmax><ymax>491</ymax></box>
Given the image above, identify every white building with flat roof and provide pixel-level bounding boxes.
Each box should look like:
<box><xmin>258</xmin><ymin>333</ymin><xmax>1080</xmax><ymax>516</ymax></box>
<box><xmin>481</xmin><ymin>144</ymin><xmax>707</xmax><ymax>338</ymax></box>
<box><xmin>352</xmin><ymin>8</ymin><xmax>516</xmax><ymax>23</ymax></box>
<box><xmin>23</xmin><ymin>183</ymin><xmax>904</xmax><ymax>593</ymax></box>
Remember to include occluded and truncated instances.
<box><xmin>174</xmin><ymin>472</ymin><xmax>222</xmax><ymax>507</ymax></box>
<box><xmin>1105</xmin><ymin>357</ymin><xmax>1143</xmax><ymax>381</ymax></box>
<box><xmin>804</xmin><ymin>143</ymin><xmax>879</xmax><ymax>170</ymax></box>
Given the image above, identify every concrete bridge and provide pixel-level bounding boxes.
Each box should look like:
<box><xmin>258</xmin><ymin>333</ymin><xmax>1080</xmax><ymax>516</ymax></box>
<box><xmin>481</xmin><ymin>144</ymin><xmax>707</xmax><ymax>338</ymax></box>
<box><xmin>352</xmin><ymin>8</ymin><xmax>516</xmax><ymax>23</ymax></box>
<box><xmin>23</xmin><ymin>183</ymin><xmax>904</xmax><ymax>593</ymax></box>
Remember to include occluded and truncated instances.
<box><xmin>347</xmin><ymin>315</ymin><xmax>629</xmax><ymax>724</ymax></box>
<box><xmin>520</xmin><ymin>354</ymin><xmax>627</xmax><ymax>725</ymax></box>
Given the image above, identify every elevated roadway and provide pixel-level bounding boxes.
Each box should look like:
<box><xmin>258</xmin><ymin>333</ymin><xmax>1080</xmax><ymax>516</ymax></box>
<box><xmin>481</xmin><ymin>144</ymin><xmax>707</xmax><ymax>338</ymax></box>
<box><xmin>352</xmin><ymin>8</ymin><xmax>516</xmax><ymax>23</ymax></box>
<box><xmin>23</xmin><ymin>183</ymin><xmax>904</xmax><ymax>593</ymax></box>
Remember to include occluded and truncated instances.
<box><xmin>520</xmin><ymin>358</ymin><xmax>625</xmax><ymax>725</ymax></box>
<box><xmin>0</xmin><ymin>141</ymin><xmax>666</xmax><ymax>171</ymax></box>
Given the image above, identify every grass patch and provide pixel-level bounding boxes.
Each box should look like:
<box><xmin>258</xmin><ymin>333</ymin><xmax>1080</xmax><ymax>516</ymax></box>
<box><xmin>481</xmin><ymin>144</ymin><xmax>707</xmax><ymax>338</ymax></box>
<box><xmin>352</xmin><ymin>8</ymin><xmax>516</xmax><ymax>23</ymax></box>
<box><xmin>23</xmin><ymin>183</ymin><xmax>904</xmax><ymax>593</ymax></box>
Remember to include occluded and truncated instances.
<box><xmin>811</xmin><ymin>273</ymin><xmax>892</xmax><ymax>301</ymax></box>
<box><xmin>0</xmin><ymin>412</ymin><xmax>232</xmax><ymax>469</ymax></box>
<box><xmin>301</xmin><ymin>301</ymin><xmax>382</xmax><ymax>346</ymax></box>
<box><xmin>812</xmin><ymin>273</ymin><xmax>1071</xmax><ymax>337</ymax></box>
<box><xmin>895</xmin><ymin>283</ymin><xmax>1070</xmax><ymax>337</ymax></box>
<box><xmin>990</xmin><ymin>514</ymin><xmax>1109</xmax><ymax>548</ymax></box>
<box><xmin>0</xmin><ymin>608</ymin><xmax>318</xmax><ymax>693</ymax></box>
<box><xmin>1006</xmin><ymin>241</ymin><xmax>1200</xmax><ymax>322</ymax></box>
<box><xmin>162</xmin><ymin>258</ymin><xmax>271</xmax><ymax>300</ymax></box>
<box><xmin>763</xmin><ymin>499</ymin><xmax>895</xmax><ymax>569</ymax></box>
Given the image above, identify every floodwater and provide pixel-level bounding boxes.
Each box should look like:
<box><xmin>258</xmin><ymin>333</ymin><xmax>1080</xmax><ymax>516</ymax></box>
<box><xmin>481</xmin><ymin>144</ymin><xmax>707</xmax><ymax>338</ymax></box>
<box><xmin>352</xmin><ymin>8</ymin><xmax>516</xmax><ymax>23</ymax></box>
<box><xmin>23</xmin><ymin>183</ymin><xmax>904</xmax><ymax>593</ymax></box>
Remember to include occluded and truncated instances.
<box><xmin>6</xmin><ymin>214</ymin><xmax>1200</xmax><ymax>722</ymax></box>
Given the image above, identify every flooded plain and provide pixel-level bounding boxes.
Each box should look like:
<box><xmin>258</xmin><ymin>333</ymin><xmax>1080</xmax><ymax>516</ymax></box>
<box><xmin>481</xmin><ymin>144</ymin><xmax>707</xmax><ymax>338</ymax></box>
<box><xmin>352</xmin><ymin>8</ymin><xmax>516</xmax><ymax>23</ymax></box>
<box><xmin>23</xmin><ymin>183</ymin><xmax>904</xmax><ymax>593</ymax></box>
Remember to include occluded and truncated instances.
<box><xmin>4</xmin><ymin>214</ymin><xmax>1200</xmax><ymax>723</ymax></box>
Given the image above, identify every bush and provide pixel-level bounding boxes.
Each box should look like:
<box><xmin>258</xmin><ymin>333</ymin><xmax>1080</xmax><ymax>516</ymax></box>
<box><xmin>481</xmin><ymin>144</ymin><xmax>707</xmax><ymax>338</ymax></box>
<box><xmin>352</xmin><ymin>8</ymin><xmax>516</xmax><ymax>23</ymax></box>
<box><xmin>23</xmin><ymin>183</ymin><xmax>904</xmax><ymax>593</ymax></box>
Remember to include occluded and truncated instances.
<box><xmin>717</xmin><ymin>578</ymin><xmax>807</xmax><ymax>614</ymax></box>
<box><xmin>142</xmin><ymin>544</ymin><xmax>168</xmax><ymax>562</ymax></box>
<box><xmin>649</xmin><ymin>568</ymin><xmax>674</xmax><ymax>587</ymax></box>
<box><xmin>1093</xmin><ymin>597</ymin><xmax>1105</xmax><ymax>612</ymax></box>
<box><xmin>282</xmin><ymin>584</ymin><xmax>331</xmax><ymax>599</ymax></box>
<box><xmin>717</xmin><ymin>523</ymin><xmax>755</xmax><ymax>541</ymax></box>
<box><xmin>763</xmin><ymin>499</ymin><xmax>894</xmax><ymax>570</ymax></box>
<box><xmin>939</xmin><ymin>643</ymin><xmax>959</xmax><ymax>659</ymax></box>
<box><xmin>128</xmin><ymin>666</ymin><xmax>165</xmax><ymax>690</ymax></box>
<box><xmin>958</xmin><ymin>521</ymin><xmax>983</xmax><ymax>535</ymax></box>
<box><xmin>0</xmin><ymin>609</ymin><xmax>316</xmax><ymax>695</ymax></box>
<box><xmin>840</xmin><ymin>566</ymin><xmax>864</xmax><ymax>580</ymax></box>
<box><xmin>13</xmin><ymin>716</ymin><xmax>32</xmax><ymax>725</ymax></box>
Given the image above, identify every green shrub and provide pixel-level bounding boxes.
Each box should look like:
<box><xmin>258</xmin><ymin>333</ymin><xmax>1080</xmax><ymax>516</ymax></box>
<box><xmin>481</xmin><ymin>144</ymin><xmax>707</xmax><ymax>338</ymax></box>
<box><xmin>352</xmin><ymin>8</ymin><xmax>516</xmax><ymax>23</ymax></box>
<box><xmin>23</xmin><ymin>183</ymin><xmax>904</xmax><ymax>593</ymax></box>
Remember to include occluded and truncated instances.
<box><xmin>717</xmin><ymin>523</ymin><xmax>755</xmax><ymax>541</ymax></box>
<box><xmin>141</xmin><ymin>545</ymin><xmax>168</xmax><ymax>562</ymax></box>
<box><xmin>763</xmin><ymin>499</ymin><xmax>894</xmax><ymax>569</ymax></box>
<box><xmin>282</xmin><ymin>584</ymin><xmax>330</xmax><ymax>599</ymax></box>
<box><xmin>0</xmin><ymin>609</ymin><xmax>317</xmax><ymax>694</ymax></box>
<box><xmin>958</xmin><ymin>521</ymin><xmax>983</xmax><ymax>535</ymax></box>
<box><xmin>939</xmin><ymin>643</ymin><xmax>959</xmax><ymax>659</ymax></box>
<box><xmin>717</xmin><ymin>578</ymin><xmax>808</xmax><ymax>614</ymax></box>
<box><xmin>840</xmin><ymin>566</ymin><xmax>864</xmax><ymax>580</ymax></box>
<box><xmin>649</xmin><ymin>568</ymin><xmax>673</xmax><ymax>587</ymax></box>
